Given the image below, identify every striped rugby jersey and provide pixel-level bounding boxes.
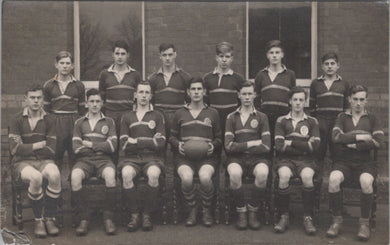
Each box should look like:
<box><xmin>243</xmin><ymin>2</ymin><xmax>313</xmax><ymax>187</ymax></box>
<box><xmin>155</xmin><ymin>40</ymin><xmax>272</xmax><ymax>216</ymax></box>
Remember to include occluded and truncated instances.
<box><xmin>254</xmin><ymin>65</ymin><xmax>296</xmax><ymax>115</ymax></box>
<box><xmin>224</xmin><ymin>107</ymin><xmax>271</xmax><ymax>156</ymax></box>
<box><xmin>43</xmin><ymin>75</ymin><xmax>86</xmax><ymax>114</ymax></box>
<box><xmin>169</xmin><ymin>104</ymin><xmax>222</xmax><ymax>154</ymax></box>
<box><xmin>332</xmin><ymin>110</ymin><xmax>384</xmax><ymax>162</ymax></box>
<box><xmin>99</xmin><ymin>64</ymin><xmax>142</xmax><ymax>112</ymax></box>
<box><xmin>119</xmin><ymin>106</ymin><xmax>166</xmax><ymax>157</ymax></box>
<box><xmin>9</xmin><ymin>108</ymin><xmax>56</xmax><ymax>163</ymax></box>
<box><xmin>72</xmin><ymin>113</ymin><xmax>117</xmax><ymax>158</ymax></box>
<box><xmin>148</xmin><ymin>66</ymin><xmax>191</xmax><ymax>111</ymax></box>
<box><xmin>275</xmin><ymin>112</ymin><xmax>320</xmax><ymax>159</ymax></box>
<box><xmin>309</xmin><ymin>75</ymin><xmax>350</xmax><ymax>119</ymax></box>
<box><xmin>203</xmin><ymin>68</ymin><xmax>245</xmax><ymax>111</ymax></box>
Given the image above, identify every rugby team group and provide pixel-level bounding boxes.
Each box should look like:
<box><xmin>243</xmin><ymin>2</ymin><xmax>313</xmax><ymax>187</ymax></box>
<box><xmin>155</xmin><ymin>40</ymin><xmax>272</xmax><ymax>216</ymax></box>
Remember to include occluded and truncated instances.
<box><xmin>8</xmin><ymin>40</ymin><xmax>384</xmax><ymax>241</ymax></box>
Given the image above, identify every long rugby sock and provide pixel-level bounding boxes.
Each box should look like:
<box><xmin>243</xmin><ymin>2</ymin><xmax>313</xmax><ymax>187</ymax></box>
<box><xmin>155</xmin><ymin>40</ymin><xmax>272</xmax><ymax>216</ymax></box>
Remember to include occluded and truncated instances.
<box><xmin>360</xmin><ymin>193</ymin><xmax>373</xmax><ymax>219</ymax></box>
<box><xmin>329</xmin><ymin>191</ymin><xmax>343</xmax><ymax>216</ymax></box>
<box><xmin>302</xmin><ymin>187</ymin><xmax>315</xmax><ymax>217</ymax></box>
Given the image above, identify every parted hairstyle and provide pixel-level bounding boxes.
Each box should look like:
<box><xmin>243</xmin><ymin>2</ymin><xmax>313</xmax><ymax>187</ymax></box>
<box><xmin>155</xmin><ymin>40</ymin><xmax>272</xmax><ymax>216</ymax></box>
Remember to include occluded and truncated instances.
<box><xmin>216</xmin><ymin>42</ymin><xmax>234</xmax><ymax>55</ymax></box>
<box><xmin>349</xmin><ymin>84</ymin><xmax>368</xmax><ymax>97</ymax></box>
<box><xmin>86</xmin><ymin>88</ymin><xmax>104</xmax><ymax>101</ymax></box>
<box><xmin>289</xmin><ymin>86</ymin><xmax>307</xmax><ymax>100</ymax></box>
<box><xmin>55</xmin><ymin>51</ymin><xmax>73</xmax><ymax>63</ymax></box>
<box><xmin>112</xmin><ymin>40</ymin><xmax>129</xmax><ymax>53</ymax></box>
<box><xmin>25</xmin><ymin>83</ymin><xmax>43</xmax><ymax>95</ymax></box>
<box><xmin>321</xmin><ymin>52</ymin><xmax>339</xmax><ymax>63</ymax></box>
<box><xmin>159</xmin><ymin>43</ymin><xmax>175</xmax><ymax>53</ymax></box>
<box><xmin>187</xmin><ymin>76</ymin><xmax>204</xmax><ymax>89</ymax></box>
<box><xmin>265</xmin><ymin>40</ymin><xmax>284</xmax><ymax>53</ymax></box>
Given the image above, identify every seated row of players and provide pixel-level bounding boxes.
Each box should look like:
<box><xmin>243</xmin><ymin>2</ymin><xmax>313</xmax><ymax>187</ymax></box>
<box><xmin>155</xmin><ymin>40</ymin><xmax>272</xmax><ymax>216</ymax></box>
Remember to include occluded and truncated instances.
<box><xmin>8</xmin><ymin>40</ymin><xmax>383</xmax><ymax>242</ymax></box>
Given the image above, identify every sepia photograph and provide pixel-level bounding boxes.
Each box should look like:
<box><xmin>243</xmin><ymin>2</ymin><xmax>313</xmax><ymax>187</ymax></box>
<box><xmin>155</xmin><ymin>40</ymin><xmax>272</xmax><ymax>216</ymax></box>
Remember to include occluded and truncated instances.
<box><xmin>1</xmin><ymin>1</ymin><xmax>388</xmax><ymax>244</ymax></box>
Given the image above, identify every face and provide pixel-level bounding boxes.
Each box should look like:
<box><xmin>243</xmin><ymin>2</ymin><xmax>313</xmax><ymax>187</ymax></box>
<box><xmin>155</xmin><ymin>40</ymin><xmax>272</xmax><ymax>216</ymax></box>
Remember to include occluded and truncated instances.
<box><xmin>290</xmin><ymin>92</ymin><xmax>306</xmax><ymax>113</ymax></box>
<box><xmin>238</xmin><ymin>86</ymin><xmax>255</xmax><ymax>107</ymax></box>
<box><xmin>25</xmin><ymin>90</ymin><xmax>43</xmax><ymax>112</ymax></box>
<box><xmin>266</xmin><ymin>47</ymin><xmax>284</xmax><ymax>65</ymax></box>
<box><xmin>160</xmin><ymin>48</ymin><xmax>177</xmax><ymax>67</ymax></box>
<box><xmin>187</xmin><ymin>82</ymin><xmax>205</xmax><ymax>103</ymax></box>
<box><xmin>321</xmin><ymin>58</ymin><xmax>340</xmax><ymax>77</ymax></box>
<box><xmin>112</xmin><ymin>47</ymin><xmax>129</xmax><ymax>66</ymax></box>
<box><xmin>349</xmin><ymin>91</ymin><xmax>367</xmax><ymax>113</ymax></box>
<box><xmin>135</xmin><ymin>84</ymin><xmax>152</xmax><ymax>107</ymax></box>
<box><xmin>55</xmin><ymin>57</ymin><xmax>73</xmax><ymax>76</ymax></box>
<box><xmin>216</xmin><ymin>52</ymin><xmax>233</xmax><ymax>71</ymax></box>
<box><xmin>86</xmin><ymin>94</ymin><xmax>103</xmax><ymax>115</ymax></box>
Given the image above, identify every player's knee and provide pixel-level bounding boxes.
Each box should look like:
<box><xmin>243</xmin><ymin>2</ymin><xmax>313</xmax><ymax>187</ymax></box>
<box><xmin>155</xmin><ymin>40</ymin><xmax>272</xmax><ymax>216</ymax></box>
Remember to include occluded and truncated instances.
<box><xmin>178</xmin><ymin>168</ymin><xmax>193</xmax><ymax>187</ymax></box>
<box><xmin>29</xmin><ymin>171</ymin><xmax>43</xmax><ymax>188</ymax></box>
<box><xmin>254</xmin><ymin>164</ymin><xmax>269</xmax><ymax>182</ymax></box>
<box><xmin>45</xmin><ymin>164</ymin><xmax>61</xmax><ymax>184</ymax></box>
<box><xmin>278</xmin><ymin>167</ymin><xmax>291</xmax><ymax>187</ymax></box>
<box><xmin>147</xmin><ymin>166</ymin><xmax>161</xmax><ymax>187</ymax></box>
<box><xmin>103</xmin><ymin>168</ymin><xmax>116</xmax><ymax>187</ymax></box>
<box><xmin>300</xmin><ymin>168</ymin><xmax>314</xmax><ymax>188</ymax></box>
<box><xmin>71</xmin><ymin>169</ymin><xmax>84</xmax><ymax>191</ymax></box>
<box><xmin>328</xmin><ymin>171</ymin><xmax>343</xmax><ymax>192</ymax></box>
<box><xmin>360</xmin><ymin>174</ymin><xmax>374</xmax><ymax>194</ymax></box>
<box><xmin>228</xmin><ymin>164</ymin><xmax>242</xmax><ymax>188</ymax></box>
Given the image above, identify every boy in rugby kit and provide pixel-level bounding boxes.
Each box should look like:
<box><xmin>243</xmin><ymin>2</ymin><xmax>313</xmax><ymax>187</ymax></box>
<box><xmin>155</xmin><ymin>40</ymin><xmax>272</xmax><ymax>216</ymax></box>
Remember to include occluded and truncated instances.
<box><xmin>327</xmin><ymin>85</ymin><xmax>383</xmax><ymax>241</ymax></box>
<box><xmin>309</xmin><ymin>52</ymin><xmax>350</xmax><ymax>162</ymax></box>
<box><xmin>203</xmin><ymin>42</ymin><xmax>245</xmax><ymax>134</ymax></box>
<box><xmin>43</xmin><ymin>51</ymin><xmax>85</xmax><ymax>167</ymax></box>
<box><xmin>224</xmin><ymin>82</ymin><xmax>271</xmax><ymax>230</ymax></box>
<box><xmin>273</xmin><ymin>87</ymin><xmax>320</xmax><ymax>235</ymax></box>
<box><xmin>71</xmin><ymin>89</ymin><xmax>117</xmax><ymax>236</ymax></box>
<box><xmin>119</xmin><ymin>81</ymin><xmax>166</xmax><ymax>232</ymax></box>
<box><xmin>9</xmin><ymin>84</ymin><xmax>61</xmax><ymax>238</ymax></box>
<box><xmin>170</xmin><ymin>77</ymin><xmax>222</xmax><ymax>227</ymax></box>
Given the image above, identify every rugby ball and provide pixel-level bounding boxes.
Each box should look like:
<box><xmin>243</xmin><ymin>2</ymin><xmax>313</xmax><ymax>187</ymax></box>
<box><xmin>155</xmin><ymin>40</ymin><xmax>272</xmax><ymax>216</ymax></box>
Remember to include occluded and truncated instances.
<box><xmin>183</xmin><ymin>140</ymin><xmax>210</xmax><ymax>161</ymax></box>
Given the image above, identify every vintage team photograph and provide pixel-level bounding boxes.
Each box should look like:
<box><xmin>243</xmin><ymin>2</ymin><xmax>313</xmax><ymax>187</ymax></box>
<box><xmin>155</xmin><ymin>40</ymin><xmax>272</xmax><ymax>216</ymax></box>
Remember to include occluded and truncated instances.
<box><xmin>0</xmin><ymin>1</ymin><xmax>389</xmax><ymax>244</ymax></box>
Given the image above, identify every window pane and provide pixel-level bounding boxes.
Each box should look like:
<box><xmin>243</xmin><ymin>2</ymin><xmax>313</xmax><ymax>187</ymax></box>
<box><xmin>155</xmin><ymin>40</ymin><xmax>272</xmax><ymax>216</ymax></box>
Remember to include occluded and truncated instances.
<box><xmin>249</xmin><ymin>3</ymin><xmax>311</xmax><ymax>79</ymax></box>
<box><xmin>79</xmin><ymin>2</ymin><xmax>142</xmax><ymax>81</ymax></box>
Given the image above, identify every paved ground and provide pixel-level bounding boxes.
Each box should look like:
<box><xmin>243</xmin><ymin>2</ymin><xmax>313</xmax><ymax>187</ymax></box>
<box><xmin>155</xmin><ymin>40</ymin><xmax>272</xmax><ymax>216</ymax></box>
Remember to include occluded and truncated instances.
<box><xmin>1</xmin><ymin>202</ymin><xmax>389</xmax><ymax>245</ymax></box>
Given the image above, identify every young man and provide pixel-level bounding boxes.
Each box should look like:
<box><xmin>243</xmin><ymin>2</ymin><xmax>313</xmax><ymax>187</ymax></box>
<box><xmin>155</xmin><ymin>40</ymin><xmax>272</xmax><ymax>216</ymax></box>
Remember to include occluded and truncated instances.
<box><xmin>203</xmin><ymin>42</ymin><xmax>245</xmax><ymax>134</ymax></box>
<box><xmin>119</xmin><ymin>81</ymin><xmax>166</xmax><ymax>232</ymax></box>
<box><xmin>9</xmin><ymin>84</ymin><xmax>61</xmax><ymax>238</ymax></box>
<box><xmin>273</xmin><ymin>87</ymin><xmax>320</xmax><ymax>235</ymax></box>
<box><xmin>309</xmin><ymin>52</ymin><xmax>350</xmax><ymax>162</ymax></box>
<box><xmin>254</xmin><ymin>40</ymin><xmax>296</xmax><ymax>150</ymax></box>
<box><xmin>327</xmin><ymin>85</ymin><xmax>383</xmax><ymax>241</ymax></box>
<box><xmin>224</xmin><ymin>82</ymin><xmax>271</xmax><ymax>230</ymax></box>
<box><xmin>148</xmin><ymin>43</ymin><xmax>192</xmax><ymax>139</ymax></box>
<box><xmin>98</xmin><ymin>40</ymin><xmax>142</xmax><ymax>135</ymax></box>
<box><xmin>71</xmin><ymin>89</ymin><xmax>117</xmax><ymax>236</ymax></box>
<box><xmin>169</xmin><ymin>77</ymin><xmax>222</xmax><ymax>227</ymax></box>
<box><xmin>43</xmin><ymin>51</ymin><xmax>86</xmax><ymax>166</ymax></box>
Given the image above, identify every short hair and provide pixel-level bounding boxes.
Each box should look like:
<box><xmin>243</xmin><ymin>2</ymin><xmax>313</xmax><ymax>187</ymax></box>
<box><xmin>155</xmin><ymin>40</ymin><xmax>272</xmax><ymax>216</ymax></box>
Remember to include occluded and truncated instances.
<box><xmin>187</xmin><ymin>76</ymin><xmax>204</xmax><ymax>89</ymax></box>
<box><xmin>216</xmin><ymin>42</ymin><xmax>234</xmax><ymax>55</ymax></box>
<box><xmin>159</xmin><ymin>43</ymin><xmax>175</xmax><ymax>53</ymax></box>
<box><xmin>349</xmin><ymin>84</ymin><xmax>368</xmax><ymax>97</ymax></box>
<box><xmin>240</xmin><ymin>81</ymin><xmax>255</xmax><ymax>91</ymax></box>
<box><xmin>112</xmin><ymin>40</ymin><xmax>129</xmax><ymax>53</ymax></box>
<box><xmin>55</xmin><ymin>51</ymin><xmax>73</xmax><ymax>63</ymax></box>
<box><xmin>136</xmin><ymin>81</ymin><xmax>152</xmax><ymax>92</ymax></box>
<box><xmin>25</xmin><ymin>83</ymin><xmax>43</xmax><ymax>95</ymax></box>
<box><xmin>86</xmin><ymin>88</ymin><xmax>103</xmax><ymax>101</ymax></box>
<box><xmin>265</xmin><ymin>40</ymin><xmax>284</xmax><ymax>53</ymax></box>
<box><xmin>289</xmin><ymin>86</ymin><xmax>307</xmax><ymax>100</ymax></box>
<box><xmin>321</xmin><ymin>52</ymin><xmax>339</xmax><ymax>63</ymax></box>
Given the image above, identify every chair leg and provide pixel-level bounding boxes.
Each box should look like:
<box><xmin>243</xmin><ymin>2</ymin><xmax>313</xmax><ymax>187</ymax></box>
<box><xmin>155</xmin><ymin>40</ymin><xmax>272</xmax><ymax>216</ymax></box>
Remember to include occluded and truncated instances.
<box><xmin>224</xmin><ymin>185</ymin><xmax>230</xmax><ymax>225</ymax></box>
<box><xmin>16</xmin><ymin>190</ymin><xmax>23</xmax><ymax>232</ymax></box>
<box><xmin>173</xmin><ymin>186</ymin><xmax>179</xmax><ymax>225</ymax></box>
<box><xmin>370</xmin><ymin>185</ymin><xmax>377</xmax><ymax>231</ymax></box>
<box><xmin>215</xmin><ymin>189</ymin><xmax>220</xmax><ymax>225</ymax></box>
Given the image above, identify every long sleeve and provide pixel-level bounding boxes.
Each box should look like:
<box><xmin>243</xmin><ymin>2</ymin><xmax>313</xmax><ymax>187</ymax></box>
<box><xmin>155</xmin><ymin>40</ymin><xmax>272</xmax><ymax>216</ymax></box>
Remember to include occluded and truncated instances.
<box><xmin>211</xmin><ymin>110</ymin><xmax>222</xmax><ymax>152</ymax></box>
<box><xmin>72</xmin><ymin>120</ymin><xmax>93</xmax><ymax>156</ymax></box>
<box><xmin>356</xmin><ymin>115</ymin><xmax>384</xmax><ymax>151</ymax></box>
<box><xmin>309</xmin><ymin>80</ymin><xmax>317</xmax><ymax>116</ymax></box>
<box><xmin>248</xmin><ymin>114</ymin><xmax>271</xmax><ymax>154</ymax></box>
<box><xmin>274</xmin><ymin>117</ymin><xmax>304</xmax><ymax>155</ymax></box>
<box><xmin>332</xmin><ymin>114</ymin><xmax>357</xmax><ymax>144</ymax></box>
<box><xmin>34</xmin><ymin>115</ymin><xmax>56</xmax><ymax>159</ymax></box>
<box><xmin>77</xmin><ymin>82</ymin><xmax>86</xmax><ymax>116</ymax></box>
<box><xmin>290</xmin><ymin>119</ymin><xmax>320</xmax><ymax>154</ymax></box>
<box><xmin>43</xmin><ymin>82</ymin><xmax>52</xmax><ymax>113</ymax></box>
<box><xmin>224</xmin><ymin>115</ymin><xmax>248</xmax><ymax>153</ymax></box>
<box><xmin>343</xmin><ymin>81</ymin><xmax>350</xmax><ymax>110</ymax></box>
<box><xmin>9</xmin><ymin>117</ymin><xmax>33</xmax><ymax>156</ymax></box>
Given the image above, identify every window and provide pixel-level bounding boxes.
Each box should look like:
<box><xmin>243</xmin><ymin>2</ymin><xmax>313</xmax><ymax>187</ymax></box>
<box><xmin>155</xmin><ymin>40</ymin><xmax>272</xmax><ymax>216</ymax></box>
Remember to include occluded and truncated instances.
<box><xmin>74</xmin><ymin>1</ymin><xmax>144</xmax><ymax>89</ymax></box>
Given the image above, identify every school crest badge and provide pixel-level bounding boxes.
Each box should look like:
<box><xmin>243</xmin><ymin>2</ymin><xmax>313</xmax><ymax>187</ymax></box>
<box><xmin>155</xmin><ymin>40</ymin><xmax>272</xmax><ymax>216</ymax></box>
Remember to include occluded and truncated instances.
<box><xmin>300</xmin><ymin>125</ymin><xmax>309</xmax><ymax>136</ymax></box>
<box><xmin>101</xmin><ymin>125</ymin><xmax>109</xmax><ymax>135</ymax></box>
<box><xmin>148</xmin><ymin>120</ymin><xmax>156</xmax><ymax>129</ymax></box>
<box><xmin>250</xmin><ymin>119</ymin><xmax>258</xmax><ymax>128</ymax></box>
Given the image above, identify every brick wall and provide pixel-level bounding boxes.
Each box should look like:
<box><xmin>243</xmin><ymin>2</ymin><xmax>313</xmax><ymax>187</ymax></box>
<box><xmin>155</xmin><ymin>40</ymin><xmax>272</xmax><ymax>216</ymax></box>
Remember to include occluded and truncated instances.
<box><xmin>144</xmin><ymin>2</ymin><xmax>246</xmax><ymax>78</ymax></box>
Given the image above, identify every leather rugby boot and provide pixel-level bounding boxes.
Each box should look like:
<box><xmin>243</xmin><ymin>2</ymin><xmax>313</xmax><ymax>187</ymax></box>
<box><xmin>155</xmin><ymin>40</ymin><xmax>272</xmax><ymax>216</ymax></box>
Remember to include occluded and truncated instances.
<box><xmin>127</xmin><ymin>213</ymin><xmax>140</xmax><ymax>232</ymax></box>
<box><xmin>303</xmin><ymin>216</ymin><xmax>316</xmax><ymax>235</ymax></box>
<box><xmin>326</xmin><ymin>216</ymin><xmax>343</xmax><ymax>238</ymax></box>
<box><xmin>45</xmin><ymin>217</ymin><xmax>59</xmax><ymax>236</ymax></box>
<box><xmin>34</xmin><ymin>218</ymin><xmax>47</xmax><ymax>238</ymax></box>
<box><xmin>274</xmin><ymin>214</ymin><xmax>289</xmax><ymax>233</ymax></box>
<box><xmin>75</xmin><ymin>220</ymin><xmax>88</xmax><ymax>236</ymax></box>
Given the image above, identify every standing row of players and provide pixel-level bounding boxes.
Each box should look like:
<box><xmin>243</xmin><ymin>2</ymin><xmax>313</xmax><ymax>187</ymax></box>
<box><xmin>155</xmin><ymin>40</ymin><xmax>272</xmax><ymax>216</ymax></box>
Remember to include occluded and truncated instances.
<box><xmin>9</xmin><ymin>40</ymin><xmax>383</xmax><ymax>242</ymax></box>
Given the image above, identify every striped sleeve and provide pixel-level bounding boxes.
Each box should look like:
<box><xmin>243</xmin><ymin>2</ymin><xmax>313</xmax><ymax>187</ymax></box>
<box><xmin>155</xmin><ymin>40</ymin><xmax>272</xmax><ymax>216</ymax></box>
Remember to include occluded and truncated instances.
<box><xmin>72</xmin><ymin>119</ymin><xmax>90</xmax><ymax>156</ymax></box>
<box><xmin>77</xmin><ymin>82</ymin><xmax>86</xmax><ymax>115</ymax></box>
<box><xmin>169</xmin><ymin>110</ymin><xmax>181</xmax><ymax>150</ymax></box>
<box><xmin>9</xmin><ymin>116</ymin><xmax>34</xmax><ymax>156</ymax></box>
<box><xmin>248</xmin><ymin>113</ymin><xmax>271</xmax><ymax>154</ymax></box>
<box><xmin>309</xmin><ymin>80</ymin><xmax>317</xmax><ymax>115</ymax></box>
<box><xmin>35</xmin><ymin>115</ymin><xmax>56</xmax><ymax>158</ymax></box>
<box><xmin>291</xmin><ymin>117</ymin><xmax>320</xmax><ymax>153</ymax></box>
<box><xmin>224</xmin><ymin>114</ymin><xmax>247</xmax><ymax>153</ymax></box>
<box><xmin>274</xmin><ymin>117</ymin><xmax>302</xmax><ymax>155</ymax></box>
<box><xmin>356</xmin><ymin>115</ymin><xmax>384</xmax><ymax>151</ymax></box>
<box><xmin>332</xmin><ymin>113</ymin><xmax>356</xmax><ymax>144</ymax></box>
